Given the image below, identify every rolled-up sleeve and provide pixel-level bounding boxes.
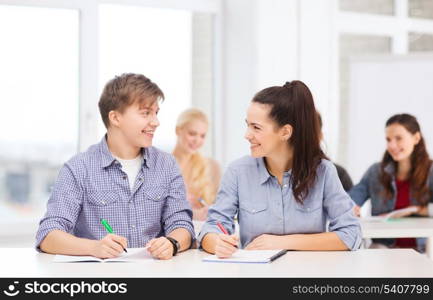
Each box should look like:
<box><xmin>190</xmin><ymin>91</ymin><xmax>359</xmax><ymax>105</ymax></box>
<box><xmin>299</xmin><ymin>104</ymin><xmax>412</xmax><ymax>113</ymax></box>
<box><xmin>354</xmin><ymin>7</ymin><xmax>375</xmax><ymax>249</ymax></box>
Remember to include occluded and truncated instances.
<box><xmin>162</xmin><ymin>157</ymin><xmax>195</xmax><ymax>243</ymax></box>
<box><xmin>197</xmin><ymin>166</ymin><xmax>239</xmax><ymax>246</ymax></box>
<box><xmin>35</xmin><ymin>164</ymin><xmax>83</xmax><ymax>251</ymax></box>
<box><xmin>324</xmin><ymin>164</ymin><xmax>362</xmax><ymax>250</ymax></box>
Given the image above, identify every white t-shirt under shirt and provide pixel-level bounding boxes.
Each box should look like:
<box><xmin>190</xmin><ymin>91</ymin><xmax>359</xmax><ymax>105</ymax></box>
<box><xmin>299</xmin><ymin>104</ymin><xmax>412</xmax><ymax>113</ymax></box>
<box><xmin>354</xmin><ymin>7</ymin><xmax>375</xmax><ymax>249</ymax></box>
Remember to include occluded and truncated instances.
<box><xmin>114</xmin><ymin>154</ymin><xmax>143</xmax><ymax>190</ymax></box>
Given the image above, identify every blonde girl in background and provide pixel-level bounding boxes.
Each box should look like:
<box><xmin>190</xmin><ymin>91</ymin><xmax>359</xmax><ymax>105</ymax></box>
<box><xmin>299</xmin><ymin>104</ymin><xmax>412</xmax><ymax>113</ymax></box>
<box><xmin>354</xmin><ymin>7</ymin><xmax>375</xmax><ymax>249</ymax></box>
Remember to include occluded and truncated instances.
<box><xmin>173</xmin><ymin>108</ymin><xmax>221</xmax><ymax>220</ymax></box>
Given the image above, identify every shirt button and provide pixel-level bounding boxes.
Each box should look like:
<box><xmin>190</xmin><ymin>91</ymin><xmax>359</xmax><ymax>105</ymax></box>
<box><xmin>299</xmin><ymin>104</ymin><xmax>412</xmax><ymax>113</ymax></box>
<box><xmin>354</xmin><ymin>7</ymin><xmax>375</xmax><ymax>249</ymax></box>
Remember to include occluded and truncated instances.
<box><xmin>138</xmin><ymin>178</ymin><xmax>142</xmax><ymax>181</ymax></box>
<box><xmin>131</xmin><ymin>225</ymin><xmax>136</xmax><ymax>229</ymax></box>
<box><xmin>157</xmin><ymin>195</ymin><xmax>161</xmax><ymax>199</ymax></box>
<box><xmin>122</xmin><ymin>176</ymin><xmax>127</xmax><ymax>180</ymax></box>
<box><xmin>252</xmin><ymin>209</ymin><xmax>256</xmax><ymax>213</ymax></box>
<box><xmin>283</xmin><ymin>184</ymin><xmax>288</xmax><ymax>188</ymax></box>
<box><xmin>101</xmin><ymin>201</ymin><xmax>106</xmax><ymax>205</ymax></box>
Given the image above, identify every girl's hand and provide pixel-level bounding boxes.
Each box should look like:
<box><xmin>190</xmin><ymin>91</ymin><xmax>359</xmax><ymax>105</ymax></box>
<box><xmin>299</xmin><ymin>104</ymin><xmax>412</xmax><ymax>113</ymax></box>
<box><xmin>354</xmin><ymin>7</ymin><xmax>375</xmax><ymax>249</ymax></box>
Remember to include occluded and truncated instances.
<box><xmin>214</xmin><ymin>234</ymin><xmax>239</xmax><ymax>258</ymax></box>
<box><xmin>245</xmin><ymin>234</ymin><xmax>285</xmax><ymax>250</ymax></box>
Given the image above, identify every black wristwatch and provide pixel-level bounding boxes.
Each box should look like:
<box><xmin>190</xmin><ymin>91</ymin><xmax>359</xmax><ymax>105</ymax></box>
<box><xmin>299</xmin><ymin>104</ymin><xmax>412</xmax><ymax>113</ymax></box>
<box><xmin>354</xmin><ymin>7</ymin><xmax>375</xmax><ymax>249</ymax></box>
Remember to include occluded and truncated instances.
<box><xmin>166</xmin><ymin>237</ymin><xmax>180</xmax><ymax>256</ymax></box>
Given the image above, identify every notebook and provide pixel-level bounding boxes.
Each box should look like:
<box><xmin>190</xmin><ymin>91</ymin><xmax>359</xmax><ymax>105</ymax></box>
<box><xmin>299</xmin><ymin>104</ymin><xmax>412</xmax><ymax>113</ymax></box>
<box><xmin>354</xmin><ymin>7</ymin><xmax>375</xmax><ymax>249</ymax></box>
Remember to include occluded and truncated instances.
<box><xmin>53</xmin><ymin>247</ymin><xmax>151</xmax><ymax>263</ymax></box>
<box><xmin>362</xmin><ymin>206</ymin><xmax>419</xmax><ymax>222</ymax></box>
<box><xmin>202</xmin><ymin>249</ymin><xmax>288</xmax><ymax>264</ymax></box>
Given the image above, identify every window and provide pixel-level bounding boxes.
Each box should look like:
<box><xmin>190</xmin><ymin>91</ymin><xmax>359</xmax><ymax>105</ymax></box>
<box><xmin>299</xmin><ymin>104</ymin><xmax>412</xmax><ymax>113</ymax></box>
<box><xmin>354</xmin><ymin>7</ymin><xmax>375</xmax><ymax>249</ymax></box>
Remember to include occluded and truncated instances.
<box><xmin>409</xmin><ymin>0</ymin><xmax>433</xmax><ymax>20</ymax></box>
<box><xmin>339</xmin><ymin>0</ymin><xmax>394</xmax><ymax>16</ymax></box>
<box><xmin>99</xmin><ymin>4</ymin><xmax>216</xmax><ymax>155</ymax></box>
<box><xmin>99</xmin><ymin>5</ymin><xmax>193</xmax><ymax>153</ymax></box>
<box><xmin>0</xmin><ymin>0</ymin><xmax>220</xmax><ymax>247</ymax></box>
<box><xmin>409</xmin><ymin>32</ymin><xmax>433</xmax><ymax>51</ymax></box>
<box><xmin>0</xmin><ymin>5</ymin><xmax>79</xmax><ymax>244</ymax></box>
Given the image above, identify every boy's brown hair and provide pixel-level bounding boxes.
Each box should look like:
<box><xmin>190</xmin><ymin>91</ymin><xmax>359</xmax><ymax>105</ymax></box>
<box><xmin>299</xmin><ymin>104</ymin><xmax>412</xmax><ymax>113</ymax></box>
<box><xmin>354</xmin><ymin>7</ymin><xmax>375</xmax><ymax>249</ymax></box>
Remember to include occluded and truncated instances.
<box><xmin>99</xmin><ymin>73</ymin><xmax>164</xmax><ymax>128</ymax></box>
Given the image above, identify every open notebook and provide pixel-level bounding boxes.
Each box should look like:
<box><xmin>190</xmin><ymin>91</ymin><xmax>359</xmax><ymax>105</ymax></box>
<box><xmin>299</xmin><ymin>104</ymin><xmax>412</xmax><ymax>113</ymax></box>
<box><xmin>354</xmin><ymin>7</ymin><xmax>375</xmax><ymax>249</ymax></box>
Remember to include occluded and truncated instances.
<box><xmin>202</xmin><ymin>249</ymin><xmax>288</xmax><ymax>264</ymax></box>
<box><xmin>53</xmin><ymin>247</ymin><xmax>151</xmax><ymax>263</ymax></box>
<box><xmin>362</xmin><ymin>206</ymin><xmax>419</xmax><ymax>222</ymax></box>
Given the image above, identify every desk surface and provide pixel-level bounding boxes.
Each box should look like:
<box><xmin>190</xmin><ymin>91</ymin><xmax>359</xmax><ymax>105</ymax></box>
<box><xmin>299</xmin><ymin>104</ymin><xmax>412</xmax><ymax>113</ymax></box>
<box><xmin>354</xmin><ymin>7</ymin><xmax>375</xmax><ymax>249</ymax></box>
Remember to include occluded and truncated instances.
<box><xmin>1</xmin><ymin>248</ymin><xmax>433</xmax><ymax>278</ymax></box>
<box><xmin>360</xmin><ymin>217</ymin><xmax>433</xmax><ymax>238</ymax></box>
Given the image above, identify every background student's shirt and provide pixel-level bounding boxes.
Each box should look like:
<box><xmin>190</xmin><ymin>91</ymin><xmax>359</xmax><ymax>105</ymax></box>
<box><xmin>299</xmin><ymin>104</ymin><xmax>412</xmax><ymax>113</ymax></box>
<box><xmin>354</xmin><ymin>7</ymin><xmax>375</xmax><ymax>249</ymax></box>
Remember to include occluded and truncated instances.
<box><xmin>197</xmin><ymin>156</ymin><xmax>362</xmax><ymax>250</ymax></box>
<box><xmin>35</xmin><ymin>137</ymin><xmax>194</xmax><ymax>250</ymax></box>
<box><xmin>394</xmin><ymin>179</ymin><xmax>417</xmax><ymax>248</ymax></box>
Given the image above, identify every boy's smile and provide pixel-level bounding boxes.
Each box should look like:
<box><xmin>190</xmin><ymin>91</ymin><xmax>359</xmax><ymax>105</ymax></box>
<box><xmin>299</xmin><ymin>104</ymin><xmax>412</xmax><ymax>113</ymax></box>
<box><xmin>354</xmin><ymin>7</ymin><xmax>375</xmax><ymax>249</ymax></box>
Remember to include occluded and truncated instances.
<box><xmin>108</xmin><ymin>100</ymin><xmax>160</xmax><ymax>157</ymax></box>
<box><xmin>142</xmin><ymin>129</ymin><xmax>155</xmax><ymax>138</ymax></box>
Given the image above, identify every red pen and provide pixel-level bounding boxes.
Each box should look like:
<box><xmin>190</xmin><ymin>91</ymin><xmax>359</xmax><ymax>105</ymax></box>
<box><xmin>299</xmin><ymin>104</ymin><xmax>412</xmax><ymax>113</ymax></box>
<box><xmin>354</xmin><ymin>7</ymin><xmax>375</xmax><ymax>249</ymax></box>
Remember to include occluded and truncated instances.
<box><xmin>217</xmin><ymin>222</ymin><xmax>238</xmax><ymax>248</ymax></box>
<box><xmin>216</xmin><ymin>222</ymin><xmax>229</xmax><ymax>235</ymax></box>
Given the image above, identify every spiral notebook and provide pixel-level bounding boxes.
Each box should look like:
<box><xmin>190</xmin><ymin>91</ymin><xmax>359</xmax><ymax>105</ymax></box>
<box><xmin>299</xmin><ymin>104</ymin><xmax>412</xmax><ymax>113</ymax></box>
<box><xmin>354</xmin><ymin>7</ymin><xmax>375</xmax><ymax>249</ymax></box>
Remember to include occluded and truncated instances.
<box><xmin>202</xmin><ymin>249</ymin><xmax>288</xmax><ymax>264</ymax></box>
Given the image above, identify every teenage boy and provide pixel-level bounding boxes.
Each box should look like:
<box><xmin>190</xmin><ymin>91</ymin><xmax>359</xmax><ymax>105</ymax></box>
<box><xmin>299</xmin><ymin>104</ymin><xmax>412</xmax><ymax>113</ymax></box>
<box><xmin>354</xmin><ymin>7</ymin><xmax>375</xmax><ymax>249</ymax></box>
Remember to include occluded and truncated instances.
<box><xmin>36</xmin><ymin>73</ymin><xmax>194</xmax><ymax>260</ymax></box>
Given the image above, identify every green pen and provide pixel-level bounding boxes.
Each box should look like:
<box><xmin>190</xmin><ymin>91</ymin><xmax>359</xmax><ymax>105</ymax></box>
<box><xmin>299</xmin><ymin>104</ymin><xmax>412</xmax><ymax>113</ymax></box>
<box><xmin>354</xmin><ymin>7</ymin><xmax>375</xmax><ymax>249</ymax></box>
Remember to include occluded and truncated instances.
<box><xmin>100</xmin><ymin>218</ymin><xmax>127</xmax><ymax>253</ymax></box>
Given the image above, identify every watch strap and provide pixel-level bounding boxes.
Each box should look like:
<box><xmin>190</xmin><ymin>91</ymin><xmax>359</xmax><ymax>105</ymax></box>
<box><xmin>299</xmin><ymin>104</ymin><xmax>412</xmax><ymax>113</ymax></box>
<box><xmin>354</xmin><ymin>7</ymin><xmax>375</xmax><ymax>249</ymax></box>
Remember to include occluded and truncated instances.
<box><xmin>166</xmin><ymin>236</ymin><xmax>179</xmax><ymax>256</ymax></box>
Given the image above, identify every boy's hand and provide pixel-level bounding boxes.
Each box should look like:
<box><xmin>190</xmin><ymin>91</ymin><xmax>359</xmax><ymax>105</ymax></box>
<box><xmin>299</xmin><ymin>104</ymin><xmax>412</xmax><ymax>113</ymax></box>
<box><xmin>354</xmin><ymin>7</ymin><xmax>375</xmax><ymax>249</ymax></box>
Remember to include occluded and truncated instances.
<box><xmin>91</xmin><ymin>234</ymin><xmax>127</xmax><ymax>259</ymax></box>
<box><xmin>215</xmin><ymin>234</ymin><xmax>239</xmax><ymax>258</ymax></box>
<box><xmin>146</xmin><ymin>237</ymin><xmax>174</xmax><ymax>260</ymax></box>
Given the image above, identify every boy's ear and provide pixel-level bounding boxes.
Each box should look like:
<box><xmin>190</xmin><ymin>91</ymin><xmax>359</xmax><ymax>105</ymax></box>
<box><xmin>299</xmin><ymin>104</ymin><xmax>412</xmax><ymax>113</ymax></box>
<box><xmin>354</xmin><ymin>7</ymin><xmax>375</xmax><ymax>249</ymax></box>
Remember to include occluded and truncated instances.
<box><xmin>108</xmin><ymin>110</ymin><xmax>121</xmax><ymax>127</ymax></box>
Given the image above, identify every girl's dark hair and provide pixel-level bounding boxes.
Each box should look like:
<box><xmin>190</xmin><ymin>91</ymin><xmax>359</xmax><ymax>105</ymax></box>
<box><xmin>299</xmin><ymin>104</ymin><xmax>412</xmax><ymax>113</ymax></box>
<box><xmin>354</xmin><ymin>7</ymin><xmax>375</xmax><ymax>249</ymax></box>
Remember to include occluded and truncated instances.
<box><xmin>252</xmin><ymin>81</ymin><xmax>327</xmax><ymax>203</ymax></box>
<box><xmin>380</xmin><ymin>113</ymin><xmax>432</xmax><ymax>205</ymax></box>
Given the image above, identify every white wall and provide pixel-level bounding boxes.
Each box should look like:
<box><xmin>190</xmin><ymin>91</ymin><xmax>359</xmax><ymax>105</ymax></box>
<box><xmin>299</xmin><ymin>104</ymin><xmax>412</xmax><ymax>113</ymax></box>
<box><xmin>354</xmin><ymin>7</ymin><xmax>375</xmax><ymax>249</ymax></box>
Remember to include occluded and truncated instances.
<box><xmin>220</xmin><ymin>0</ymin><xmax>342</xmax><ymax>167</ymax></box>
<box><xmin>221</xmin><ymin>0</ymin><xmax>300</xmax><ymax>167</ymax></box>
<box><xmin>255</xmin><ymin>0</ymin><xmax>299</xmax><ymax>88</ymax></box>
<box><xmin>299</xmin><ymin>0</ymin><xmax>339</xmax><ymax>160</ymax></box>
<box><xmin>220</xmin><ymin>0</ymin><xmax>256</xmax><ymax>166</ymax></box>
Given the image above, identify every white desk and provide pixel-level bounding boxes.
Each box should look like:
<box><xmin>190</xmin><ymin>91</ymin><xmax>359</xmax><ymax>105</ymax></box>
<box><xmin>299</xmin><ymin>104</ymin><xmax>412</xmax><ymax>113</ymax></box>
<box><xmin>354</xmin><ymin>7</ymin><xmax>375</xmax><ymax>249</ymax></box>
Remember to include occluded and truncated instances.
<box><xmin>360</xmin><ymin>218</ymin><xmax>433</xmax><ymax>259</ymax></box>
<box><xmin>1</xmin><ymin>248</ymin><xmax>433</xmax><ymax>278</ymax></box>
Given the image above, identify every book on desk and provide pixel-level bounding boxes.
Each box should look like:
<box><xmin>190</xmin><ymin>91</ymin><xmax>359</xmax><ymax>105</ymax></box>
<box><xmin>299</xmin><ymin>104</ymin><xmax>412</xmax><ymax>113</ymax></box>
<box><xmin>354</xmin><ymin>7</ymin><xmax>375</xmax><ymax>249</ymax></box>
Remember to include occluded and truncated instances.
<box><xmin>52</xmin><ymin>247</ymin><xmax>151</xmax><ymax>263</ymax></box>
<box><xmin>202</xmin><ymin>249</ymin><xmax>288</xmax><ymax>264</ymax></box>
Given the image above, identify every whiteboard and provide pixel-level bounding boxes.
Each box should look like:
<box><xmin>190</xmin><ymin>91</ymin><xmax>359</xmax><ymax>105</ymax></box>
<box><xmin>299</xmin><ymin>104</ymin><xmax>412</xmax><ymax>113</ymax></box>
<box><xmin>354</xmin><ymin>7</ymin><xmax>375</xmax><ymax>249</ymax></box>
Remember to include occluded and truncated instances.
<box><xmin>346</xmin><ymin>54</ymin><xmax>433</xmax><ymax>183</ymax></box>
